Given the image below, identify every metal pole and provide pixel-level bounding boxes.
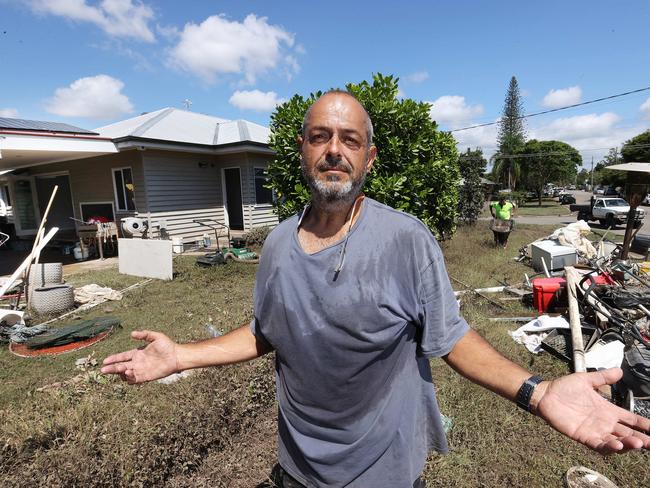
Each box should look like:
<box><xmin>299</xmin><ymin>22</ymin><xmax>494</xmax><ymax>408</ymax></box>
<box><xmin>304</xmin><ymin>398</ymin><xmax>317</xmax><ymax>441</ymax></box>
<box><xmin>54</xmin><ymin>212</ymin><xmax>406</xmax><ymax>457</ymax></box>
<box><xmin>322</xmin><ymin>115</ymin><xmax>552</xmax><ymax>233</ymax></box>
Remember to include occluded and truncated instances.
<box><xmin>590</xmin><ymin>156</ymin><xmax>594</xmax><ymax>191</ymax></box>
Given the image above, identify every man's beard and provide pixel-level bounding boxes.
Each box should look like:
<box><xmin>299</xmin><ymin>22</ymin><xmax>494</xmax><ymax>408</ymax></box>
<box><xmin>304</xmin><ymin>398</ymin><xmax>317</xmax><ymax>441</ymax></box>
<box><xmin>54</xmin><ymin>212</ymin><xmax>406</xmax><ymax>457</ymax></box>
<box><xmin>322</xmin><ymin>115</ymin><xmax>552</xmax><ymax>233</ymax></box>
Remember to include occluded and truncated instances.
<box><xmin>301</xmin><ymin>156</ymin><xmax>367</xmax><ymax>210</ymax></box>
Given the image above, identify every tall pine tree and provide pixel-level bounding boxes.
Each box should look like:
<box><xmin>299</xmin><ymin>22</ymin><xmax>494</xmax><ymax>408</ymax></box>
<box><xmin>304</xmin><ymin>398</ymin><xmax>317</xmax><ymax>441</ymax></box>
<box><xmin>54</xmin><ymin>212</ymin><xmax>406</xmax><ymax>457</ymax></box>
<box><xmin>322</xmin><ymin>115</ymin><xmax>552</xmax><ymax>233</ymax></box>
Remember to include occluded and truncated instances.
<box><xmin>494</xmin><ymin>76</ymin><xmax>526</xmax><ymax>190</ymax></box>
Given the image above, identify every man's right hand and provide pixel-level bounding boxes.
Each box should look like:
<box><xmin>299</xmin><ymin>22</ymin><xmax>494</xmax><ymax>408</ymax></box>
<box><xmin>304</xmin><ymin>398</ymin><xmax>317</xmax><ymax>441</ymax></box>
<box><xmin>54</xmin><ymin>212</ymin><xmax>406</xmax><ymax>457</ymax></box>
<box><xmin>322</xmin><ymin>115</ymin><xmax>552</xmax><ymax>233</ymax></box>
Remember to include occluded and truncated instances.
<box><xmin>101</xmin><ymin>330</ymin><xmax>179</xmax><ymax>384</ymax></box>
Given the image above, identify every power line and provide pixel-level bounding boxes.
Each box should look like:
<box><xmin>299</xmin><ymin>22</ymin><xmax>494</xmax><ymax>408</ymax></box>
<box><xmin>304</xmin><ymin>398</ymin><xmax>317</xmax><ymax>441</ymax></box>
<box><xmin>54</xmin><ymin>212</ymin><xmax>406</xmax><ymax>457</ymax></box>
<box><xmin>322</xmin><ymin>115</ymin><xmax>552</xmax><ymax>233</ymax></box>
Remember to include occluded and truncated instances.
<box><xmin>450</xmin><ymin>85</ymin><xmax>650</xmax><ymax>133</ymax></box>
<box><xmin>458</xmin><ymin>142</ymin><xmax>650</xmax><ymax>161</ymax></box>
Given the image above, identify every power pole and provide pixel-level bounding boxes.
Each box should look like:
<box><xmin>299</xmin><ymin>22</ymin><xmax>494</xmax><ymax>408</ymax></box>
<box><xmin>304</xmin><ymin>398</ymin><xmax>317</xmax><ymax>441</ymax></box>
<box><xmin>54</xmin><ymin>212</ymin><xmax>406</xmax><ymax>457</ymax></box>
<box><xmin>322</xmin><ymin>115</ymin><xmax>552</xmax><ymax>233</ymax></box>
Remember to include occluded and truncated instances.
<box><xmin>590</xmin><ymin>156</ymin><xmax>594</xmax><ymax>191</ymax></box>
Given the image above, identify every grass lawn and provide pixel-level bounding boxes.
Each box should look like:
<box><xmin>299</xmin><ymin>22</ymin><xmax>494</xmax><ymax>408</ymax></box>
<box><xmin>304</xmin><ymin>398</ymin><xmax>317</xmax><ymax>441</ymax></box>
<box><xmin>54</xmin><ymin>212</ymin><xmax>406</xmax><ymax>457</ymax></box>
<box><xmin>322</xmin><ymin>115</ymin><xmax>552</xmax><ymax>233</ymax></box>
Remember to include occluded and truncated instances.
<box><xmin>484</xmin><ymin>198</ymin><xmax>572</xmax><ymax>217</ymax></box>
<box><xmin>517</xmin><ymin>198</ymin><xmax>572</xmax><ymax>217</ymax></box>
<box><xmin>1</xmin><ymin>227</ymin><xmax>648</xmax><ymax>487</ymax></box>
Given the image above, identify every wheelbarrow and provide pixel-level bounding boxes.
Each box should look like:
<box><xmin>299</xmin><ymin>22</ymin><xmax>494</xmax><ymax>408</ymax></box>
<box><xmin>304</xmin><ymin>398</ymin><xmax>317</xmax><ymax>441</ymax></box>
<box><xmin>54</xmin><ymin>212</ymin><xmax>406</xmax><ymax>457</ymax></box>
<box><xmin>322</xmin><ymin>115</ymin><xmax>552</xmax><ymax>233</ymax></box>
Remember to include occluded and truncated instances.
<box><xmin>490</xmin><ymin>218</ymin><xmax>514</xmax><ymax>246</ymax></box>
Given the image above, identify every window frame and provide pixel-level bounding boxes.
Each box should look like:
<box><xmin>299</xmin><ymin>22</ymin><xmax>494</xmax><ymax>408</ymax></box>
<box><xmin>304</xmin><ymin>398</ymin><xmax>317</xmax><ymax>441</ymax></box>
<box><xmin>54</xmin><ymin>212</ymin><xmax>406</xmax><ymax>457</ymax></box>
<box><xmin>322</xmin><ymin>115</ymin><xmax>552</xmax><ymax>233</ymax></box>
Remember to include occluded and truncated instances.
<box><xmin>112</xmin><ymin>166</ymin><xmax>136</xmax><ymax>212</ymax></box>
<box><xmin>79</xmin><ymin>201</ymin><xmax>116</xmax><ymax>223</ymax></box>
<box><xmin>253</xmin><ymin>166</ymin><xmax>274</xmax><ymax>205</ymax></box>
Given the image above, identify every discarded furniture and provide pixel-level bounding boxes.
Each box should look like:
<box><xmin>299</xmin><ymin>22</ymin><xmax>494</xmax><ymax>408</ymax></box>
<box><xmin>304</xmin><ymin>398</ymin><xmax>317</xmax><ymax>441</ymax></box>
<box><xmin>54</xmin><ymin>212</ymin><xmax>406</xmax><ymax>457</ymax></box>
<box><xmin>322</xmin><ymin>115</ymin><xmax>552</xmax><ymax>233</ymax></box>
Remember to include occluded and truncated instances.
<box><xmin>78</xmin><ymin>222</ymin><xmax>119</xmax><ymax>260</ymax></box>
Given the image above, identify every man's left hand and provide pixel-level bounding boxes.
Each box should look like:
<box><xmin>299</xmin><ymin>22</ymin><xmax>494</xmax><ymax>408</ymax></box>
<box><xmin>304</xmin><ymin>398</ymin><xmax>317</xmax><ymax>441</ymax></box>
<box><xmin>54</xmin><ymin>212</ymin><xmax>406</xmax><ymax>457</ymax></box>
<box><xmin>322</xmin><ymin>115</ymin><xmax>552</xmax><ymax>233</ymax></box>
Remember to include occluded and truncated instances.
<box><xmin>534</xmin><ymin>368</ymin><xmax>650</xmax><ymax>454</ymax></box>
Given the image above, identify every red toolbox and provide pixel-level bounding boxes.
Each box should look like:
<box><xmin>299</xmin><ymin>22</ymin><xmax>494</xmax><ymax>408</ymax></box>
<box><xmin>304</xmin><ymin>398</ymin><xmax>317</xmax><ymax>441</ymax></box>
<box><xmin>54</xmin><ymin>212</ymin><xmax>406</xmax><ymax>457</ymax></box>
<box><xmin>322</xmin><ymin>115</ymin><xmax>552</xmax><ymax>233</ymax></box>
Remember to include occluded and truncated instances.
<box><xmin>532</xmin><ymin>273</ymin><xmax>614</xmax><ymax>313</ymax></box>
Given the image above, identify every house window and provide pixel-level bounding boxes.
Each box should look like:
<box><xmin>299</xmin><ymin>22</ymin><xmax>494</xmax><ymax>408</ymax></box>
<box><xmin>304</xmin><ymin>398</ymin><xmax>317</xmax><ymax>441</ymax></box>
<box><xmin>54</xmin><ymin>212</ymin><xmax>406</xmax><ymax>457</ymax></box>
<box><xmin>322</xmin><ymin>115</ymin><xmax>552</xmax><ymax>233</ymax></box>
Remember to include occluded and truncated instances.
<box><xmin>112</xmin><ymin>167</ymin><xmax>136</xmax><ymax>212</ymax></box>
<box><xmin>2</xmin><ymin>185</ymin><xmax>11</xmax><ymax>207</ymax></box>
<box><xmin>80</xmin><ymin>202</ymin><xmax>115</xmax><ymax>222</ymax></box>
<box><xmin>254</xmin><ymin>167</ymin><xmax>273</xmax><ymax>204</ymax></box>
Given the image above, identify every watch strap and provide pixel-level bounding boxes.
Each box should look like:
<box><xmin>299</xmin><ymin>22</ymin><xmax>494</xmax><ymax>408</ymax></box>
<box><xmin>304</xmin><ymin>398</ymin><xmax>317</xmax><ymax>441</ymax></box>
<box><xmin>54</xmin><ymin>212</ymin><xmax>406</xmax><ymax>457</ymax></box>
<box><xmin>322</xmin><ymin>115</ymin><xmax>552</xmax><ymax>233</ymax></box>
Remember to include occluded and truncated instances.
<box><xmin>516</xmin><ymin>375</ymin><xmax>543</xmax><ymax>412</ymax></box>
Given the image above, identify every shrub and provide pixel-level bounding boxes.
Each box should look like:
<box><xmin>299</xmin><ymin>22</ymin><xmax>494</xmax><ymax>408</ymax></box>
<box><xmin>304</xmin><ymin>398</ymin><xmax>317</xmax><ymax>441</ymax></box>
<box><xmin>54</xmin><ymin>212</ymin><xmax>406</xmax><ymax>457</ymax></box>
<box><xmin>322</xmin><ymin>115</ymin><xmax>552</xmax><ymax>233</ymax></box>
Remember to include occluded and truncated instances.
<box><xmin>458</xmin><ymin>148</ymin><xmax>487</xmax><ymax>225</ymax></box>
<box><xmin>245</xmin><ymin>226</ymin><xmax>272</xmax><ymax>247</ymax></box>
<box><xmin>501</xmin><ymin>190</ymin><xmax>527</xmax><ymax>208</ymax></box>
<box><xmin>267</xmin><ymin>73</ymin><xmax>461</xmax><ymax>239</ymax></box>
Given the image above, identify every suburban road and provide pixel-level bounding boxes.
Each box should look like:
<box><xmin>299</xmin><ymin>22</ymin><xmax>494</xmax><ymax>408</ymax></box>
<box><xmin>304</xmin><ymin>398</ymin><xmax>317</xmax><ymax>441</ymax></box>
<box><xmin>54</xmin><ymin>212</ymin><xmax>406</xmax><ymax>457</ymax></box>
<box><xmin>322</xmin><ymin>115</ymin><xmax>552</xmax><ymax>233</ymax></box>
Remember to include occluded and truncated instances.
<box><xmin>511</xmin><ymin>190</ymin><xmax>650</xmax><ymax>236</ymax></box>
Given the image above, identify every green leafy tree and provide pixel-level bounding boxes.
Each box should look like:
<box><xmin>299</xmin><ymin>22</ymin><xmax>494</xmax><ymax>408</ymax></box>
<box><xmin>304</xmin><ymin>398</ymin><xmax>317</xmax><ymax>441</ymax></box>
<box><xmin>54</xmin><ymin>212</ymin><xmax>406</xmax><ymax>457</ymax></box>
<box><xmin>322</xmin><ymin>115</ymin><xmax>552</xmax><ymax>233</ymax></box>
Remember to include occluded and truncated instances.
<box><xmin>519</xmin><ymin>140</ymin><xmax>581</xmax><ymax>205</ymax></box>
<box><xmin>593</xmin><ymin>148</ymin><xmax>626</xmax><ymax>188</ymax></box>
<box><xmin>458</xmin><ymin>148</ymin><xmax>486</xmax><ymax>225</ymax></box>
<box><xmin>621</xmin><ymin>129</ymin><xmax>650</xmax><ymax>163</ymax></box>
<box><xmin>267</xmin><ymin>73</ymin><xmax>460</xmax><ymax>238</ymax></box>
<box><xmin>576</xmin><ymin>168</ymin><xmax>590</xmax><ymax>187</ymax></box>
<box><xmin>494</xmin><ymin>76</ymin><xmax>527</xmax><ymax>190</ymax></box>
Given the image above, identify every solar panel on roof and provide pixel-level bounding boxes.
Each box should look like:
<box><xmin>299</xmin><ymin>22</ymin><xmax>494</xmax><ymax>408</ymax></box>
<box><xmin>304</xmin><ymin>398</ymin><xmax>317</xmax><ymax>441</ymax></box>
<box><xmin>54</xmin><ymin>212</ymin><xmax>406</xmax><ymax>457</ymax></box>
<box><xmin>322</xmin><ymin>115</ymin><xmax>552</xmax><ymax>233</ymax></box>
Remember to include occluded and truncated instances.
<box><xmin>0</xmin><ymin>117</ymin><xmax>98</xmax><ymax>135</ymax></box>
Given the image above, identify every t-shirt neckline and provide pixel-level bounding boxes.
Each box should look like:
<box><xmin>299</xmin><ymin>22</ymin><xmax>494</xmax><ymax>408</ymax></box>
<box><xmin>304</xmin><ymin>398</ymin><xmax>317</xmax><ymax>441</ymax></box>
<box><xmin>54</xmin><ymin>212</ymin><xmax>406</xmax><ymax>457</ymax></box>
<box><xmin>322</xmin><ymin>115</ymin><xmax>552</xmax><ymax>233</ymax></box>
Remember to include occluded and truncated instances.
<box><xmin>293</xmin><ymin>197</ymin><xmax>369</xmax><ymax>257</ymax></box>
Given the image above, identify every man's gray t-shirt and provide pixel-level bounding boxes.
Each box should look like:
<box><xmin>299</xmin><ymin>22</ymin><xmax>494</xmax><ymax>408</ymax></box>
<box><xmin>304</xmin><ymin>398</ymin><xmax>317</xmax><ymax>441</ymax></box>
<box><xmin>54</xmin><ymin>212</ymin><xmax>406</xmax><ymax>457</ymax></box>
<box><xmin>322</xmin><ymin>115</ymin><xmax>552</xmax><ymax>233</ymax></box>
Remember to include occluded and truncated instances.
<box><xmin>251</xmin><ymin>198</ymin><xmax>469</xmax><ymax>487</ymax></box>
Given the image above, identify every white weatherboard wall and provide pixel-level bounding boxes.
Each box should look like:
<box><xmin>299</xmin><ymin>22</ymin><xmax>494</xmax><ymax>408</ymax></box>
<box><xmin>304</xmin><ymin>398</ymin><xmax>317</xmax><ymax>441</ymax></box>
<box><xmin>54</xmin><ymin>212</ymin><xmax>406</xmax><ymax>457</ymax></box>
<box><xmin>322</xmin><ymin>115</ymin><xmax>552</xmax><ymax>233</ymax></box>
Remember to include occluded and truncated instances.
<box><xmin>142</xmin><ymin>151</ymin><xmax>226</xmax><ymax>241</ymax></box>
<box><xmin>118</xmin><ymin>238</ymin><xmax>173</xmax><ymax>280</ymax></box>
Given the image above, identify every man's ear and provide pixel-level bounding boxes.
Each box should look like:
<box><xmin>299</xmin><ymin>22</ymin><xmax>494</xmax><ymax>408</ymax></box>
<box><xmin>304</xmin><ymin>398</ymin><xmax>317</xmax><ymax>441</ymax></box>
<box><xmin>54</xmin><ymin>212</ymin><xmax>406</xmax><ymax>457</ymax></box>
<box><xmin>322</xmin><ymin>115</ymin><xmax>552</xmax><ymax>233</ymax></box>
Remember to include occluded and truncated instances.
<box><xmin>296</xmin><ymin>135</ymin><xmax>303</xmax><ymax>150</ymax></box>
<box><xmin>366</xmin><ymin>145</ymin><xmax>377</xmax><ymax>172</ymax></box>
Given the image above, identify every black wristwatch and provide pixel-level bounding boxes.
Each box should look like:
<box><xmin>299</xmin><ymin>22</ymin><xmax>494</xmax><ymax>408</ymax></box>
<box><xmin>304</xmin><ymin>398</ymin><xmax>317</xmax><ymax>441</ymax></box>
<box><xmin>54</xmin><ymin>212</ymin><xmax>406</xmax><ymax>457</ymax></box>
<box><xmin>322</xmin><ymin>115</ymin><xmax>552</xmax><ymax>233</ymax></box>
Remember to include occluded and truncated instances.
<box><xmin>516</xmin><ymin>375</ymin><xmax>544</xmax><ymax>412</ymax></box>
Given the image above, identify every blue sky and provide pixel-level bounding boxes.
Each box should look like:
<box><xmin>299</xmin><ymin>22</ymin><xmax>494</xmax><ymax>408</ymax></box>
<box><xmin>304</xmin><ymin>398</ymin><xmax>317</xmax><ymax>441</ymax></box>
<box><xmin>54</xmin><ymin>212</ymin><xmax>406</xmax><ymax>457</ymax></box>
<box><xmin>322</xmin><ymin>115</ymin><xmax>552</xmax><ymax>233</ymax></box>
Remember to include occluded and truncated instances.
<box><xmin>1</xmin><ymin>0</ymin><xmax>649</xmax><ymax>165</ymax></box>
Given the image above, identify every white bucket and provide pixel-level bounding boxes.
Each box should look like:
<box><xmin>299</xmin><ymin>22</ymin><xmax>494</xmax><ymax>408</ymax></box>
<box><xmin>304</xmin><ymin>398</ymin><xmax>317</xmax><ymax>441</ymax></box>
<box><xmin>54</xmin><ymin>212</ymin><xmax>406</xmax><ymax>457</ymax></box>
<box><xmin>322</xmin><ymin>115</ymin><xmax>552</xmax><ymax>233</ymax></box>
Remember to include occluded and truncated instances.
<box><xmin>172</xmin><ymin>237</ymin><xmax>184</xmax><ymax>254</ymax></box>
<box><xmin>73</xmin><ymin>245</ymin><xmax>89</xmax><ymax>261</ymax></box>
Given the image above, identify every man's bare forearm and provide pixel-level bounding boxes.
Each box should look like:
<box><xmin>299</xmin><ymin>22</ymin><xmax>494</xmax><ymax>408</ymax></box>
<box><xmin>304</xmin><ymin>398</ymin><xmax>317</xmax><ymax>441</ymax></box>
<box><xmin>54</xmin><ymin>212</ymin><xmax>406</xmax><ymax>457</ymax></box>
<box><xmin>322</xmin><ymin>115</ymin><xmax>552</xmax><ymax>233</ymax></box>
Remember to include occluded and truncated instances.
<box><xmin>444</xmin><ymin>329</ymin><xmax>546</xmax><ymax>410</ymax></box>
<box><xmin>176</xmin><ymin>323</ymin><xmax>271</xmax><ymax>371</ymax></box>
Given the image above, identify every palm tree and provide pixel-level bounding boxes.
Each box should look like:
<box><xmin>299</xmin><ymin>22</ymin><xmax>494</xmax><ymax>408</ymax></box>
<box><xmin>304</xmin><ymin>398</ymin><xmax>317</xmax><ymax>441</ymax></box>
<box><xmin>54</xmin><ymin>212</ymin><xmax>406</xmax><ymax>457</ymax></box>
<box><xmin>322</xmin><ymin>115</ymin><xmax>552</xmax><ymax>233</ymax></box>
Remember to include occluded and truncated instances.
<box><xmin>492</xmin><ymin>154</ymin><xmax>521</xmax><ymax>190</ymax></box>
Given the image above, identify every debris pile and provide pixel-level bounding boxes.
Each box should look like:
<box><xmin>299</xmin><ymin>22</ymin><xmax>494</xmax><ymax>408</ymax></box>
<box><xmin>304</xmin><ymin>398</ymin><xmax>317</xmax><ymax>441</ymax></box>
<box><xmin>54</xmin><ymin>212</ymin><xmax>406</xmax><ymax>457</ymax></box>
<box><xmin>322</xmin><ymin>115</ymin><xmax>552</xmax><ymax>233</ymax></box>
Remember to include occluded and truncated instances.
<box><xmin>507</xmin><ymin>222</ymin><xmax>650</xmax><ymax>419</ymax></box>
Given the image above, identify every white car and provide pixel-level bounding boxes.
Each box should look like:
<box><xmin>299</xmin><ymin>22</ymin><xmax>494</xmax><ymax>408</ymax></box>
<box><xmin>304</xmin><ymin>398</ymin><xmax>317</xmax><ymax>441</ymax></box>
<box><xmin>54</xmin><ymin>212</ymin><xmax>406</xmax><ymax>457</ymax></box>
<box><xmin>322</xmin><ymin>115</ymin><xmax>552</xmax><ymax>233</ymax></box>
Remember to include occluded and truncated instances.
<box><xmin>592</xmin><ymin>197</ymin><xmax>645</xmax><ymax>227</ymax></box>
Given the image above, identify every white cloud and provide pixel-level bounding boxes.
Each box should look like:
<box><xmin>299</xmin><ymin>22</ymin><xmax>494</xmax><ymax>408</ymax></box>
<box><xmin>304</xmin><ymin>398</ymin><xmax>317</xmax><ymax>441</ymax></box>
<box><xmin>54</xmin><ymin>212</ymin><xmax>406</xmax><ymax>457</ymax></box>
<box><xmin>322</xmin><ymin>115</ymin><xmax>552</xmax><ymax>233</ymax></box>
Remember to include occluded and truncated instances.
<box><xmin>531</xmin><ymin>112</ymin><xmax>620</xmax><ymax>140</ymax></box>
<box><xmin>396</xmin><ymin>88</ymin><xmax>406</xmax><ymax>99</ymax></box>
<box><xmin>541</xmin><ymin>85</ymin><xmax>582</xmax><ymax>108</ymax></box>
<box><xmin>45</xmin><ymin>74</ymin><xmax>133</xmax><ymax>120</ymax></box>
<box><xmin>405</xmin><ymin>71</ymin><xmax>429</xmax><ymax>83</ymax></box>
<box><xmin>640</xmin><ymin>97</ymin><xmax>650</xmax><ymax>118</ymax></box>
<box><xmin>0</xmin><ymin>108</ymin><xmax>19</xmax><ymax>118</ymax></box>
<box><xmin>29</xmin><ymin>0</ymin><xmax>155</xmax><ymax>42</ymax></box>
<box><xmin>428</xmin><ymin>95</ymin><xmax>484</xmax><ymax>128</ymax></box>
<box><xmin>155</xmin><ymin>23</ymin><xmax>179</xmax><ymax>41</ymax></box>
<box><xmin>168</xmin><ymin>14</ymin><xmax>298</xmax><ymax>84</ymax></box>
<box><xmin>453</xmin><ymin>123</ymin><xmax>499</xmax><ymax>157</ymax></box>
<box><xmin>529</xmin><ymin>112</ymin><xmax>645</xmax><ymax>163</ymax></box>
<box><xmin>229</xmin><ymin>90</ymin><xmax>285</xmax><ymax>112</ymax></box>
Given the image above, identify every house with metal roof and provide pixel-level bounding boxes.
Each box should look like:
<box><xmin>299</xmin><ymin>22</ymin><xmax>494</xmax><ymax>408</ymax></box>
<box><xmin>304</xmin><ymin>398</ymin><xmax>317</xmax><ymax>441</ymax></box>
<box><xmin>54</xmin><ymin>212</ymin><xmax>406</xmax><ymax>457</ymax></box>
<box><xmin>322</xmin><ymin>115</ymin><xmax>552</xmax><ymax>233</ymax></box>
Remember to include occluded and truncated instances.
<box><xmin>0</xmin><ymin>108</ymin><xmax>278</xmax><ymax>245</ymax></box>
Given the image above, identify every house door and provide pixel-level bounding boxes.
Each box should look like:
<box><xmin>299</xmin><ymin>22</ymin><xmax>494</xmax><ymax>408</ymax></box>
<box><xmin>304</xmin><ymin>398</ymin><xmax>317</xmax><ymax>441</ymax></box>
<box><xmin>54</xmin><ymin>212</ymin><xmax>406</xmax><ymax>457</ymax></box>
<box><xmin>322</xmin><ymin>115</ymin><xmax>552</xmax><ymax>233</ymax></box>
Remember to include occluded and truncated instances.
<box><xmin>35</xmin><ymin>175</ymin><xmax>75</xmax><ymax>230</ymax></box>
<box><xmin>10</xmin><ymin>177</ymin><xmax>40</xmax><ymax>236</ymax></box>
<box><xmin>224</xmin><ymin>168</ymin><xmax>244</xmax><ymax>230</ymax></box>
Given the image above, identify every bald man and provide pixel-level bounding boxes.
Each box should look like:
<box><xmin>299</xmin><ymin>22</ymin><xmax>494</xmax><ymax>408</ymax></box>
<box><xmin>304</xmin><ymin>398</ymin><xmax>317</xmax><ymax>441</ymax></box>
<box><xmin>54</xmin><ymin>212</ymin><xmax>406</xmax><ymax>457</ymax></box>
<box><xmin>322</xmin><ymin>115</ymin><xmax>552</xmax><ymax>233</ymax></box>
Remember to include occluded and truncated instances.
<box><xmin>103</xmin><ymin>91</ymin><xmax>650</xmax><ymax>488</ymax></box>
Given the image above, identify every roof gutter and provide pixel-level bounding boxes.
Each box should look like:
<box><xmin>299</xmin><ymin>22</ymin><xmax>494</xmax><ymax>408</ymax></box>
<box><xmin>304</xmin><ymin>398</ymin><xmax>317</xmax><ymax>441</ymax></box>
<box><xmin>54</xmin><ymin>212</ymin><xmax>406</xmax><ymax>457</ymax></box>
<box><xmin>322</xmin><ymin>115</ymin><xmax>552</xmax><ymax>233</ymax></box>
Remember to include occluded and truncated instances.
<box><xmin>0</xmin><ymin>129</ymin><xmax>110</xmax><ymax>140</ymax></box>
<box><xmin>114</xmin><ymin>136</ymin><xmax>274</xmax><ymax>155</ymax></box>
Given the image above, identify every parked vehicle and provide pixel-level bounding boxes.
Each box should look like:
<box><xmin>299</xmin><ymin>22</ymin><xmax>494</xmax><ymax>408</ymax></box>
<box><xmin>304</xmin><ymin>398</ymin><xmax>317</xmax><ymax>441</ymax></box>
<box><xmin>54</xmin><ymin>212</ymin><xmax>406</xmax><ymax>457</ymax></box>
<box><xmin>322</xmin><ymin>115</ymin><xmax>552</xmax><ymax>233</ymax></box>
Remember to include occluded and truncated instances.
<box><xmin>559</xmin><ymin>193</ymin><xmax>576</xmax><ymax>205</ymax></box>
<box><xmin>603</xmin><ymin>186</ymin><xmax>620</xmax><ymax>196</ymax></box>
<box><xmin>594</xmin><ymin>187</ymin><xmax>605</xmax><ymax>195</ymax></box>
<box><xmin>568</xmin><ymin>185</ymin><xmax>576</xmax><ymax>190</ymax></box>
<box><xmin>570</xmin><ymin>197</ymin><xmax>645</xmax><ymax>228</ymax></box>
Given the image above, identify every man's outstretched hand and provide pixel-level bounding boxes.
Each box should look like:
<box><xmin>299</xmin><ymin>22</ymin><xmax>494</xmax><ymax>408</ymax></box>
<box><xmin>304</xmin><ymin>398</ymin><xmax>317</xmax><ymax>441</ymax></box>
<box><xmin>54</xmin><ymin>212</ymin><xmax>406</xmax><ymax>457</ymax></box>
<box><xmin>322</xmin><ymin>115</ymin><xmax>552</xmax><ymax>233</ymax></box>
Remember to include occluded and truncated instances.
<box><xmin>101</xmin><ymin>330</ymin><xmax>179</xmax><ymax>384</ymax></box>
<box><xmin>535</xmin><ymin>368</ymin><xmax>650</xmax><ymax>454</ymax></box>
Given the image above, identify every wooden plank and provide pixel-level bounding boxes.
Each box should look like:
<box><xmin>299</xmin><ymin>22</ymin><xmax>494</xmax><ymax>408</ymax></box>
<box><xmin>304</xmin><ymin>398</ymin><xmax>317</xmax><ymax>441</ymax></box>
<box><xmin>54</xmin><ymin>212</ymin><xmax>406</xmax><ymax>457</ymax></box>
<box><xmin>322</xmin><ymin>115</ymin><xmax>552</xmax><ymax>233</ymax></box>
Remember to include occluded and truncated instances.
<box><xmin>565</xmin><ymin>266</ymin><xmax>586</xmax><ymax>373</ymax></box>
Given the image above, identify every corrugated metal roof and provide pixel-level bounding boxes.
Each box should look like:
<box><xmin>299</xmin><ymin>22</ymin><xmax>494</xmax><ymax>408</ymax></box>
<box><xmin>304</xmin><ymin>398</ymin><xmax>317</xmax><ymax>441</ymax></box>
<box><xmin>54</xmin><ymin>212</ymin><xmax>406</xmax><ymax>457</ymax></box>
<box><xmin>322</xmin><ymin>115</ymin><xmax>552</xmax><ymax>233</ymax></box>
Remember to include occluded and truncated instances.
<box><xmin>94</xmin><ymin>108</ymin><xmax>269</xmax><ymax>146</ymax></box>
<box><xmin>0</xmin><ymin>117</ymin><xmax>97</xmax><ymax>135</ymax></box>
